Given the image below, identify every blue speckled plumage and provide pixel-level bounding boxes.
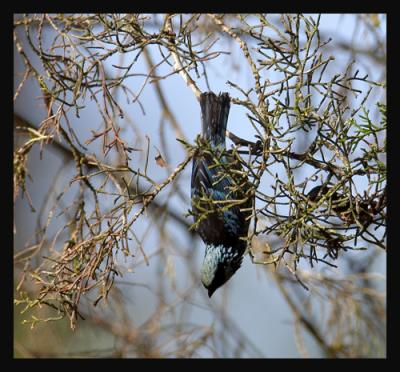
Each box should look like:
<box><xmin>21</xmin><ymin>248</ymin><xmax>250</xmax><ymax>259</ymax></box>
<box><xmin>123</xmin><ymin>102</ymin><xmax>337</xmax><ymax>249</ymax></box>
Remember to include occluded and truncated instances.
<box><xmin>191</xmin><ymin>92</ymin><xmax>252</xmax><ymax>297</ymax></box>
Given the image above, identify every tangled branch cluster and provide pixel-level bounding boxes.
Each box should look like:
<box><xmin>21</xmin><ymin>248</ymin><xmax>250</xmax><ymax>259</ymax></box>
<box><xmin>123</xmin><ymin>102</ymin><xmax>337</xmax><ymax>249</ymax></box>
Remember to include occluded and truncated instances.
<box><xmin>14</xmin><ymin>13</ymin><xmax>385</xmax><ymax>356</ymax></box>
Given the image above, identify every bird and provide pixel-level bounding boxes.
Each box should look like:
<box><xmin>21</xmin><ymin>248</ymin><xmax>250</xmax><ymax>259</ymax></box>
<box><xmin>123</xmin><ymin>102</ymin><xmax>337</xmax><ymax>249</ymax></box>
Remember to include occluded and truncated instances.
<box><xmin>191</xmin><ymin>92</ymin><xmax>252</xmax><ymax>297</ymax></box>
<box><xmin>307</xmin><ymin>185</ymin><xmax>373</xmax><ymax>226</ymax></box>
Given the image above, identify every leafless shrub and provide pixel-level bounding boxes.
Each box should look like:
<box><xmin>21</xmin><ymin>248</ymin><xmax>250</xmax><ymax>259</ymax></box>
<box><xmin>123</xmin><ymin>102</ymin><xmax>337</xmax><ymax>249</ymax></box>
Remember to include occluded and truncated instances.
<box><xmin>14</xmin><ymin>13</ymin><xmax>386</xmax><ymax>357</ymax></box>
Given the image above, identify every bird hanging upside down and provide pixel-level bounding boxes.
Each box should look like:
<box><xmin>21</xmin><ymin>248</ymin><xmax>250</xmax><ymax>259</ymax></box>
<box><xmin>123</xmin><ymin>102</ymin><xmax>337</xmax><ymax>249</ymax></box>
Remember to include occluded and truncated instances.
<box><xmin>191</xmin><ymin>92</ymin><xmax>252</xmax><ymax>297</ymax></box>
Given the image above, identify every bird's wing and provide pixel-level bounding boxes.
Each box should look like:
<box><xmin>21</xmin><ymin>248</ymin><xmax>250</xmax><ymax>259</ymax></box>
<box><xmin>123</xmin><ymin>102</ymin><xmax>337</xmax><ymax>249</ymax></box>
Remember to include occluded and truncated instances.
<box><xmin>191</xmin><ymin>153</ymin><xmax>251</xmax><ymax>243</ymax></box>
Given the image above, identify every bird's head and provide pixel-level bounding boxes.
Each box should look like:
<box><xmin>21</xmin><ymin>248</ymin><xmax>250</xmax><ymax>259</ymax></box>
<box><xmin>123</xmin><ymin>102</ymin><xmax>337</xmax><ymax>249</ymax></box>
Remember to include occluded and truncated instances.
<box><xmin>200</xmin><ymin>244</ymin><xmax>244</xmax><ymax>297</ymax></box>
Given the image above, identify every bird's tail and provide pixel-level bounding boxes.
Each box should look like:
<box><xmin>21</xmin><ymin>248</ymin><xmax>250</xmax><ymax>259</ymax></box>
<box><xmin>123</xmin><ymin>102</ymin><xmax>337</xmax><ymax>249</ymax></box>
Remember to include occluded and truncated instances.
<box><xmin>200</xmin><ymin>92</ymin><xmax>230</xmax><ymax>147</ymax></box>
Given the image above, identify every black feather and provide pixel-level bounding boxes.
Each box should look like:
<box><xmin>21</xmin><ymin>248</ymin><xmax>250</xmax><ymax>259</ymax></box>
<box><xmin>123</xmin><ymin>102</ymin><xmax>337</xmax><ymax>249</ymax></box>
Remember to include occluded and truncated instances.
<box><xmin>191</xmin><ymin>92</ymin><xmax>251</xmax><ymax>252</ymax></box>
<box><xmin>199</xmin><ymin>92</ymin><xmax>230</xmax><ymax>146</ymax></box>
